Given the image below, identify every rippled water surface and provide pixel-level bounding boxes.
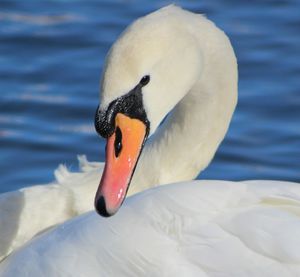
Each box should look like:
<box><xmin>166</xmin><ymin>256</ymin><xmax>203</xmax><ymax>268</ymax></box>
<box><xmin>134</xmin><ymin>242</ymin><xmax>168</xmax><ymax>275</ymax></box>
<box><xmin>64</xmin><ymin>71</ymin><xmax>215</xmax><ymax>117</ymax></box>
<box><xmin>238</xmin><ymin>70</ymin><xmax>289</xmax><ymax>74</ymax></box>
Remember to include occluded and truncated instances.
<box><xmin>1</xmin><ymin>0</ymin><xmax>299</xmax><ymax>193</ymax></box>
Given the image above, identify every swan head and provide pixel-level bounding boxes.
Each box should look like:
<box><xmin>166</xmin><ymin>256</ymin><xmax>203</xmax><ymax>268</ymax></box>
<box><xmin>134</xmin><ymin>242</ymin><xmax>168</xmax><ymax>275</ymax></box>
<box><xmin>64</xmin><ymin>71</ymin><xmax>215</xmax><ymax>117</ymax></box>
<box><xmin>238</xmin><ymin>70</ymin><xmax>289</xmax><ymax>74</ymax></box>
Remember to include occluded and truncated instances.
<box><xmin>94</xmin><ymin>6</ymin><xmax>202</xmax><ymax>216</ymax></box>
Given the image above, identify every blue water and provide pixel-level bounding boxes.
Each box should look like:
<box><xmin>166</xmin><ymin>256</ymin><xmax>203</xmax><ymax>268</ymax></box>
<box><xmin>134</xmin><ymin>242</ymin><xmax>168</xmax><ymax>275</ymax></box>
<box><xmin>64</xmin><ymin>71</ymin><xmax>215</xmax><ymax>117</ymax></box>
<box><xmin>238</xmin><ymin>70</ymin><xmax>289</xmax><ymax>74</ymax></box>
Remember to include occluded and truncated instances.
<box><xmin>0</xmin><ymin>0</ymin><xmax>299</xmax><ymax>193</ymax></box>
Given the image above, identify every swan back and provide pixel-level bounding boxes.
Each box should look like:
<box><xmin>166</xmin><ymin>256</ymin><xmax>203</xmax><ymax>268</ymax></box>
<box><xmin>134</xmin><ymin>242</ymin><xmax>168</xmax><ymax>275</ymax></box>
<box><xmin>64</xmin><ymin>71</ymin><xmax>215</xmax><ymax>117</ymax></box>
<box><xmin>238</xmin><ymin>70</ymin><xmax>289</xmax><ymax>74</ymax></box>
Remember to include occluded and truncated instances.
<box><xmin>1</xmin><ymin>181</ymin><xmax>300</xmax><ymax>276</ymax></box>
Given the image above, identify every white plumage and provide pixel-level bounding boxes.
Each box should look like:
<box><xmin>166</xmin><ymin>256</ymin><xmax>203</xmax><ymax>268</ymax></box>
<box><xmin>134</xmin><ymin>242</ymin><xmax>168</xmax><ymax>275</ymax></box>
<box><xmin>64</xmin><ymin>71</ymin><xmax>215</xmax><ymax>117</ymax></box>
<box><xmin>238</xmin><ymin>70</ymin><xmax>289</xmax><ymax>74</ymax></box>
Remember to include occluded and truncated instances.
<box><xmin>0</xmin><ymin>156</ymin><xmax>102</xmax><ymax>261</ymax></box>
<box><xmin>0</xmin><ymin>5</ymin><xmax>299</xmax><ymax>276</ymax></box>
<box><xmin>1</xmin><ymin>181</ymin><xmax>300</xmax><ymax>276</ymax></box>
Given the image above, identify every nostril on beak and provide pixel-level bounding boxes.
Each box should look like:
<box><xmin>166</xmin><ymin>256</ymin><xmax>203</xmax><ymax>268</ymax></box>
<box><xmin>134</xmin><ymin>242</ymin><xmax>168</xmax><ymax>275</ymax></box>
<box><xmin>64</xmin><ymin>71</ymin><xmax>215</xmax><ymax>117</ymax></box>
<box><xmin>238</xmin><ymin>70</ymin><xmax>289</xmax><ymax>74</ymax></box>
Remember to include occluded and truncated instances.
<box><xmin>94</xmin><ymin>196</ymin><xmax>112</xmax><ymax>217</ymax></box>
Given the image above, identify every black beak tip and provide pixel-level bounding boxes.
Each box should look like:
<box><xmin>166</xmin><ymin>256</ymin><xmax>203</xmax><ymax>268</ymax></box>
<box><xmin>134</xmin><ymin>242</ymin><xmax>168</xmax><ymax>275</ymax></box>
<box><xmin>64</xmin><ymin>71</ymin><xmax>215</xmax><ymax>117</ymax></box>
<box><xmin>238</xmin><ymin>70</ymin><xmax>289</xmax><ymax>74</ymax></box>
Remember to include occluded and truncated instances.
<box><xmin>95</xmin><ymin>196</ymin><xmax>112</xmax><ymax>217</ymax></box>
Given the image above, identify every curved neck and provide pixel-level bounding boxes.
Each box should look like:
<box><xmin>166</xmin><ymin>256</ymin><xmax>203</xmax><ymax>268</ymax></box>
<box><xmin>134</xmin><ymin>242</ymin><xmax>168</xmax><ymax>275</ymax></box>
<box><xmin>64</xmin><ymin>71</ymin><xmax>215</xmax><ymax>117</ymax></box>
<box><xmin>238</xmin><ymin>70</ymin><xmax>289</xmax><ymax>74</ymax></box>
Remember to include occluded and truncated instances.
<box><xmin>129</xmin><ymin>18</ymin><xmax>238</xmax><ymax>194</ymax></box>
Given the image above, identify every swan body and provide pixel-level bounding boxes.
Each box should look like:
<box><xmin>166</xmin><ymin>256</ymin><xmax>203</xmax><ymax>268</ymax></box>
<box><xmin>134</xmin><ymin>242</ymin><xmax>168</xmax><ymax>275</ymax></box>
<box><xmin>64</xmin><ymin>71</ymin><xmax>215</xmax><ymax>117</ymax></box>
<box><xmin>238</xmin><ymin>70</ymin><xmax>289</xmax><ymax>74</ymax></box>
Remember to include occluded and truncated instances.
<box><xmin>0</xmin><ymin>5</ymin><xmax>299</xmax><ymax>275</ymax></box>
<box><xmin>1</xmin><ymin>181</ymin><xmax>300</xmax><ymax>276</ymax></box>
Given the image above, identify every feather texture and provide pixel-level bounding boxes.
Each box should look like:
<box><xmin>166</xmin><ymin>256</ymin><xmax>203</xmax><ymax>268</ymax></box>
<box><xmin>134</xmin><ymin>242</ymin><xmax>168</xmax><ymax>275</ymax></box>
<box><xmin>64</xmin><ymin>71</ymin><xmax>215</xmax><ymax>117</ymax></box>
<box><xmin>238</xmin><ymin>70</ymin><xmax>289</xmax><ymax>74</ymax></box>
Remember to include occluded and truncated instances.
<box><xmin>1</xmin><ymin>181</ymin><xmax>300</xmax><ymax>276</ymax></box>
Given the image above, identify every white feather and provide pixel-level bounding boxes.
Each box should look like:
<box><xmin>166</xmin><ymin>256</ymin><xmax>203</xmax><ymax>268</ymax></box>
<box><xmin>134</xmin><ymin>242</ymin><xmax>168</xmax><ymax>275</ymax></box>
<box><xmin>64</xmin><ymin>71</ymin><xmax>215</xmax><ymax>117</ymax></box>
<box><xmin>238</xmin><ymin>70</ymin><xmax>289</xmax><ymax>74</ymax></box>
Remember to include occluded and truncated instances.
<box><xmin>1</xmin><ymin>181</ymin><xmax>300</xmax><ymax>276</ymax></box>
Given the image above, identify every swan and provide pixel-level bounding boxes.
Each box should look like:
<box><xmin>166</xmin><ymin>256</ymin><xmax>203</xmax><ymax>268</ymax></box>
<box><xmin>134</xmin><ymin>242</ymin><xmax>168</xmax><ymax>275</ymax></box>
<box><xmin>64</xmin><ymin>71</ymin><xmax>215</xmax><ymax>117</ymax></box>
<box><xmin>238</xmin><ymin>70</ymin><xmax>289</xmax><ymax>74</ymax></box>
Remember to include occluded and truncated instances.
<box><xmin>1</xmin><ymin>5</ymin><xmax>300</xmax><ymax>276</ymax></box>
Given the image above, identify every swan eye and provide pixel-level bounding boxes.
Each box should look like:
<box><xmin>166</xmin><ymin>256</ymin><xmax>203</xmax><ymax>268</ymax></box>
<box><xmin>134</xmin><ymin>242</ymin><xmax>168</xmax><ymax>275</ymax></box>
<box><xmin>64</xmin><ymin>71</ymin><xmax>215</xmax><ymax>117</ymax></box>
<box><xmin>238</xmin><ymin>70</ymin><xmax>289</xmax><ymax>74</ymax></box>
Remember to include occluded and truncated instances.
<box><xmin>139</xmin><ymin>75</ymin><xmax>150</xmax><ymax>86</ymax></box>
<box><xmin>114</xmin><ymin>126</ymin><xmax>122</xmax><ymax>158</ymax></box>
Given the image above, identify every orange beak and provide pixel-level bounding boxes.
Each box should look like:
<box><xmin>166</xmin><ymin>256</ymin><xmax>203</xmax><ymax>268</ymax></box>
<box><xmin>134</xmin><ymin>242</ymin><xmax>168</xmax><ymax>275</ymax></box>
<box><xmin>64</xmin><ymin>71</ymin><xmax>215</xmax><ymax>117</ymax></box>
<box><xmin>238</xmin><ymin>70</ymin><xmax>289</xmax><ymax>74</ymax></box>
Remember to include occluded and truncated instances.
<box><xmin>94</xmin><ymin>113</ymin><xmax>147</xmax><ymax>216</ymax></box>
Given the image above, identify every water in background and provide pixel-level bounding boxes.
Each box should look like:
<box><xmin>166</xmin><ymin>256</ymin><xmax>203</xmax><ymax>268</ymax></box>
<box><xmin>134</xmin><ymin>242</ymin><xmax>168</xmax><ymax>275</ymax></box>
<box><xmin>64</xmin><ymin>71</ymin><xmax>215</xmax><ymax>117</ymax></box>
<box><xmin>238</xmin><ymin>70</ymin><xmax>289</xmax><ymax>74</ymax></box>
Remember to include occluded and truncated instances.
<box><xmin>0</xmin><ymin>0</ymin><xmax>299</xmax><ymax>193</ymax></box>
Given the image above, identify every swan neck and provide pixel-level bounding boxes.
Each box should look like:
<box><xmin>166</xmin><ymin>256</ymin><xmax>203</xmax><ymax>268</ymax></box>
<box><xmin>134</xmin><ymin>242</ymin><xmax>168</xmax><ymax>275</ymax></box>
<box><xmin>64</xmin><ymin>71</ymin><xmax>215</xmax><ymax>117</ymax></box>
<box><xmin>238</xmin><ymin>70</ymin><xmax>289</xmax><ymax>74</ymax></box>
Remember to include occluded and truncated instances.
<box><xmin>130</xmin><ymin>18</ymin><xmax>238</xmax><ymax>194</ymax></box>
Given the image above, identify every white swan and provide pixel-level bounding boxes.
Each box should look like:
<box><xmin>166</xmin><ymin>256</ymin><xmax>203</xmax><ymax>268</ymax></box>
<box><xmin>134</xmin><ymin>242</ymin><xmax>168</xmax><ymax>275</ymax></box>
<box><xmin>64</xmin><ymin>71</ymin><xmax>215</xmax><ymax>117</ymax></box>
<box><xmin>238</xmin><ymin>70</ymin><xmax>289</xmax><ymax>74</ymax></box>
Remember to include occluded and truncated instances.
<box><xmin>1</xmin><ymin>5</ymin><xmax>300</xmax><ymax>276</ymax></box>
<box><xmin>1</xmin><ymin>3</ymin><xmax>235</xmax><ymax>257</ymax></box>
